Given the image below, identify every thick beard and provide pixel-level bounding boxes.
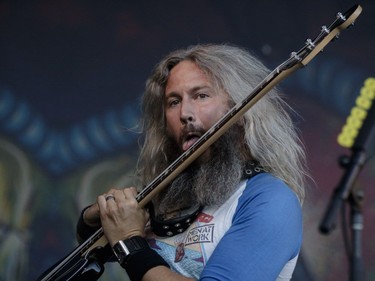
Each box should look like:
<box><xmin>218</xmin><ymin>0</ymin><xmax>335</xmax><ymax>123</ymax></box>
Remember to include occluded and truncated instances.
<box><xmin>154</xmin><ymin>125</ymin><xmax>246</xmax><ymax>215</ymax></box>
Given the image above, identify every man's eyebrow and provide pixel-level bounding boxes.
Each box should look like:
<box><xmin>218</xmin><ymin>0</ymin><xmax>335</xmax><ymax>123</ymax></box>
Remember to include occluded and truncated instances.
<box><xmin>190</xmin><ymin>85</ymin><xmax>211</xmax><ymax>92</ymax></box>
<box><xmin>165</xmin><ymin>85</ymin><xmax>213</xmax><ymax>101</ymax></box>
<box><xmin>164</xmin><ymin>91</ymin><xmax>180</xmax><ymax>99</ymax></box>
<box><xmin>167</xmin><ymin>85</ymin><xmax>211</xmax><ymax>95</ymax></box>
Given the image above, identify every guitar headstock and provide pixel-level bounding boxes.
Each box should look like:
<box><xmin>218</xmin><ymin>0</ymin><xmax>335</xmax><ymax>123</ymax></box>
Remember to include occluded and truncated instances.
<box><xmin>282</xmin><ymin>4</ymin><xmax>362</xmax><ymax>71</ymax></box>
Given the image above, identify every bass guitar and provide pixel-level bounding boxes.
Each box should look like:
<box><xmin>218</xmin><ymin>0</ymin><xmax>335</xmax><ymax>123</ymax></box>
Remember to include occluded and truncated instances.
<box><xmin>36</xmin><ymin>4</ymin><xmax>362</xmax><ymax>280</ymax></box>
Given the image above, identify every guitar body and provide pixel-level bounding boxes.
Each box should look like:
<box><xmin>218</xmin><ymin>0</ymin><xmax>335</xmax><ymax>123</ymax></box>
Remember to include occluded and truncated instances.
<box><xmin>38</xmin><ymin>258</ymin><xmax>102</xmax><ymax>281</ymax></box>
<box><xmin>37</xmin><ymin>244</ymin><xmax>111</xmax><ymax>281</ymax></box>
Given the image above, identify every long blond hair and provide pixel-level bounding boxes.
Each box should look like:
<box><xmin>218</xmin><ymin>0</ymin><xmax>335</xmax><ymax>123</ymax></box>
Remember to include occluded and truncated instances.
<box><xmin>137</xmin><ymin>44</ymin><xmax>308</xmax><ymax>202</ymax></box>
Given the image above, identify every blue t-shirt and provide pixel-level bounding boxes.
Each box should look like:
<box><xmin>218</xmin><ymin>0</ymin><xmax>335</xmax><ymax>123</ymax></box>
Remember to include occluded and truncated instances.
<box><xmin>146</xmin><ymin>173</ymin><xmax>302</xmax><ymax>281</ymax></box>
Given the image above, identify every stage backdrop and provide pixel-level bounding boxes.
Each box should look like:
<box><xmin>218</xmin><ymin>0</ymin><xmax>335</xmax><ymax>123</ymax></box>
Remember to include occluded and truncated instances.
<box><xmin>0</xmin><ymin>1</ymin><xmax>374</xmax><ymax>281</ymax></box>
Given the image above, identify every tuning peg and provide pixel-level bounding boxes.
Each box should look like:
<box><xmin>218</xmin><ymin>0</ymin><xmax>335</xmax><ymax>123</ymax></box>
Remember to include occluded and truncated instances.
<box><xmin>305</xmin><ymin>38</ymin><xmax>315</xmax><ymax>50</ymax></box>
<box><xmin>321</xmin><ymin>25</ymin><xmax>330</xmax><ymax>34</ymax></box>
<box><xmin>336</xmin><ymin>12</ymin><xmax>346</xmax><ymax>21</ymax></box>
<box><xmin>289</xmin><ymin>51</ymin><xmax>301</xmax><ymax>61</ymax></box>
<box><xmin>348</xmin><ymin>21</ymin><xmax>357</xmax><ymax>29</ymax></box>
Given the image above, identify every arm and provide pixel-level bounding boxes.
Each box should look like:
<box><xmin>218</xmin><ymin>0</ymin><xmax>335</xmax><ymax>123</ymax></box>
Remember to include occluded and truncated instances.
<box><xmin>143</xmin><ymin>266</ymin><xmax>196</xmax><ymax>281</ymax></box>
<box><xmin>200</xmin><ymin>176</ymin><xmax>303</xmax><ymax>281</ymax></box>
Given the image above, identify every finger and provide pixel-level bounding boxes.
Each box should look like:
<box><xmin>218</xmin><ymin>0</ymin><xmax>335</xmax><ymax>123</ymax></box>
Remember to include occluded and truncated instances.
<box><xmin>105</xmin><ymin>194</ymin><xmax>115</xmax><ymax>201</ymax></box>
<box><xmin>123</xmin><ymin>187</ymin><xmax>137</xmax><ymax>199</ymax></box>
<box><xmin>106</xmin><ymin>187</ymin><xmax>121</xmax><ymax>196</ymax></box>
<box><xmin>97</xmin><ymin>193</ymin><xmax>117</xmax><ymax>217</ymax></box>
<box><xmin>98</xmin><ymin>192</ymin><xmax>117</xmax><ymax>206</ymax></box>
<box><xmin>129</xmin><ymin>186</ymin><xmax>138</xmax><ymax>197</ymax></box>
<box><xmin>104</xmin><ymin>192</ymin><xmax>121</xmax><ymax>207</ymax></box>
<box><xmin>101</xmin><ymin>188</ymin><xmax>125</xmax><ymax>202</ymax></box>
<box><xmin>83</xmin><ymin>203</ymin><xmax>101</xmax><ymax>227</ymax></box>
<box><xmin>97</xmin><ymin>194</ymin><xmax>107</xmax><ymax>210</ymax></box>
<box><xmin>113</xmin><ymin>189</ymin><xmax>127</xmax><ymax>201</ymax></box>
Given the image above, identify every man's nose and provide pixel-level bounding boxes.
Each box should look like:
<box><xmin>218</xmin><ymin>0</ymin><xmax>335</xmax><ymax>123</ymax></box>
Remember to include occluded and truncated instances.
<box><xmin>180</xmin><ymin>100</ymin><xmax>195</xmax><ymax>124</ymax></box>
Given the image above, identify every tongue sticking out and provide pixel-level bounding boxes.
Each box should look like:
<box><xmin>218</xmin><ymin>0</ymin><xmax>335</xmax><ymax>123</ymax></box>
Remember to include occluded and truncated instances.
<box><xmin>182</xmin><ymin>136</ymin><xmax>200</xmax><ymax>151</ymax></box>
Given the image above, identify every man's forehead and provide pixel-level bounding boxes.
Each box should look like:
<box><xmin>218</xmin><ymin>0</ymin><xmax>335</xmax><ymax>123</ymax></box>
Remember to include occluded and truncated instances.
<box><xmin>165</xmin><ymin>61</ymin><xmax>212</xmax><ymax>91</ymax></box>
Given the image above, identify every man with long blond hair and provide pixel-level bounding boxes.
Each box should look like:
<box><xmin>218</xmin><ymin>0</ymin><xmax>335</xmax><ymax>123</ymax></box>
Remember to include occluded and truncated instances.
<box><xmin>77</xmin><ymin>44</ymin><xmax>308</xmax><ymax>281</ymax></box>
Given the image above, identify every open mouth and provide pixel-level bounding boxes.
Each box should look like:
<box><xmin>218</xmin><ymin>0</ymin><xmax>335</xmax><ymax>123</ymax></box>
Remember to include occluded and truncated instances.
<box><xmin>182</xmin><ymin>132</ymin><xmax>201</xmax><ymax>151</ymax></box>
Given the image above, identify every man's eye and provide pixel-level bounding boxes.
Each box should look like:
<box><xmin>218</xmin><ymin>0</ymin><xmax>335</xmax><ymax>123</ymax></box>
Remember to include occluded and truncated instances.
<box><xmin>168</xmin><ymin>99</ymin><xmax>180</xmax><ymax>107</ymax></box>
<box><xmin>197</xmin><ymin>93</ymin><xmax>209</xmax><ymax>99</ymax></box>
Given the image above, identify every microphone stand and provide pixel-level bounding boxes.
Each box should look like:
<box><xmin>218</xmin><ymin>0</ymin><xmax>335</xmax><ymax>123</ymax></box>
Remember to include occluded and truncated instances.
<box><xmin>347</xmin><ymin>181</ymin><xmax>365</xmax><ymax>281</ymax></box>
<box><xmin>319</xmin><ymin>96</ymin><xmax>375</xmax><ymax>281</ymax></box>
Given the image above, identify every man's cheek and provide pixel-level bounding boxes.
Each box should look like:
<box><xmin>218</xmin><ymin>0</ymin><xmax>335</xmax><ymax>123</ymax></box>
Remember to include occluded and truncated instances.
<box><xmin>166</xmin><ymin>126</ymin><xmax>179</xmax><ymax>145</ymax></box>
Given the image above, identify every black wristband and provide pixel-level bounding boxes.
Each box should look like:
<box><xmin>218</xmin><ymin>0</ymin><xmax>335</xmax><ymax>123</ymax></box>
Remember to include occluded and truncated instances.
<box><xmin>122</xmin><ymin>247</ymin><xmax>170</xmax><ymax>281</ymax></box>
<box><xmin>76</xmin><ymin>205</ymin><xmax>100</xmax><ymax>242</ymax></box>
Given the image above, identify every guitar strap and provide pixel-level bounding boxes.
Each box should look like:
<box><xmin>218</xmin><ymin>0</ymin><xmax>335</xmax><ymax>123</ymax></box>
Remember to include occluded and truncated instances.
<box><xmin>150</xmin><ymin>160</ymin><xmax>264</xmax><ymax>237</ymax></box>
